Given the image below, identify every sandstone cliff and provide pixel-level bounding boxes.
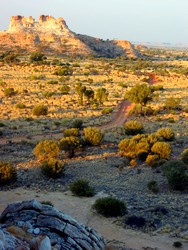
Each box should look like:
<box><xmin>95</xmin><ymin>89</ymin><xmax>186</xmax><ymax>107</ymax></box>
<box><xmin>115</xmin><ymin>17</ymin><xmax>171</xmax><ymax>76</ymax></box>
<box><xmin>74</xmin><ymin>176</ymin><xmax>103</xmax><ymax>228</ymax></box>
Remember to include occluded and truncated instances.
<box><xmin>0</xmin><ymin>15</ymin><xmax>138</xmax><ymax>58</ymax></box>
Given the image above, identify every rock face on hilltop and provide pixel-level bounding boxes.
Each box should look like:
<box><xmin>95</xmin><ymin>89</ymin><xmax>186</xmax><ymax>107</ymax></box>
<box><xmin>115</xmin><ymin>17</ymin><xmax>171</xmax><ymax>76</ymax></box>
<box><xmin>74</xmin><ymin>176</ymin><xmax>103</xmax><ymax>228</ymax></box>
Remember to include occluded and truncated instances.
<box><xmin>0</xmin><ymin>15</ymin><xmax>138</xmax><ymax>58</ymax></box>
<box><xmin>0</xmin><ymin>200</ymin><xmax>106</xmax><ymax>249</ymax></box>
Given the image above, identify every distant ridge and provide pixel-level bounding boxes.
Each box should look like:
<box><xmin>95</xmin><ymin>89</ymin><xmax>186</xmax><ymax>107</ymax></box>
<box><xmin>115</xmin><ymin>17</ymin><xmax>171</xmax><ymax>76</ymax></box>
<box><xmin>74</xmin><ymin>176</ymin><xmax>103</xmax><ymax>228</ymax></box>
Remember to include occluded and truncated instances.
<box><xmin>0</xmin><ymin>15</ymin><xmax>139</xmax><ymax>58</ymax></box>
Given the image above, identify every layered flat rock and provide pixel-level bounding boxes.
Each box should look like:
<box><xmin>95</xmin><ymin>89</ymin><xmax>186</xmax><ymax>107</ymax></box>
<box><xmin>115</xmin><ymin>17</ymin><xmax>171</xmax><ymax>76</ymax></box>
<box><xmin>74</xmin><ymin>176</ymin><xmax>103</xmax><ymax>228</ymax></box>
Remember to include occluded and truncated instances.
<box><xmin>0</xmin><ymin>200</ymin><xmax>106</xmax><ymax>250</ymax></box>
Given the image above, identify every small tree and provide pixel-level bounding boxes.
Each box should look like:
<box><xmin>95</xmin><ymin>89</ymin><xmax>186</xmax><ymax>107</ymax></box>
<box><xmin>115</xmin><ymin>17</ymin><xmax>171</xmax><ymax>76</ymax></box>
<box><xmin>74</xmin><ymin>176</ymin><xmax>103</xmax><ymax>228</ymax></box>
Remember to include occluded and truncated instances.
<box><xmin>83</xmin><ymin>127</ymin><xmax>103</xmax><ymax>146</ymax></box>
<box><xmin>84</xmin><ymin>89</ymin><xmax>95</xmax><ymax>105</ymax></box>
<box><xmin>75</xmin><ymin>83</ymin><xmax>86</xmax><ymax>105</ymax></box>
<box><xmin>30</xmin><ymin>51</ymin><xmax>45</xmax><ymax>63</ymax></box>
<box><xmin>96</xmin><ymin>88</ymin><xmax>108</xmax><ymax>105</ymax></box>
<box><xmin>33</xmin><ymin>140</ymin><xmax>59</xmax><ymax>160</ymax></box>
<box><xmin>125</xmin><ymin>84</ymin><xmax>153</xmax><ymax>107</ymax></box>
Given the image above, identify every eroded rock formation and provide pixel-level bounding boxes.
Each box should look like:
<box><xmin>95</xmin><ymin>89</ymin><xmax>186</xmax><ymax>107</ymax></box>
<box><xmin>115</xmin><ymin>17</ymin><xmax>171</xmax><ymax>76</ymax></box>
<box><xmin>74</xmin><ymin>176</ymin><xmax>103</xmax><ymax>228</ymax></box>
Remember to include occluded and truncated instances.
<box><xmin>0</xmin><ymin>200</ymin><xmax>106</xmax><ymax>250</ymax></box>
<box><xmin>0</xmin><ymin>15</ymin><xmax>138</xmax><ymax>57</ymax></box>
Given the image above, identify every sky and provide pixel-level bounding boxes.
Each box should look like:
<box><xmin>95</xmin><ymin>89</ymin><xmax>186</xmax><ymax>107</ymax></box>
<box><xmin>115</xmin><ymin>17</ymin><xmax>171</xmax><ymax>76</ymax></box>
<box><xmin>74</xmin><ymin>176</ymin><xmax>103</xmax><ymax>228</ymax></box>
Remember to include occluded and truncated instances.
<box><xmin>0</xmin><ymin>0</ymin><xmax>188</xmax><ymax>44</ymax></box>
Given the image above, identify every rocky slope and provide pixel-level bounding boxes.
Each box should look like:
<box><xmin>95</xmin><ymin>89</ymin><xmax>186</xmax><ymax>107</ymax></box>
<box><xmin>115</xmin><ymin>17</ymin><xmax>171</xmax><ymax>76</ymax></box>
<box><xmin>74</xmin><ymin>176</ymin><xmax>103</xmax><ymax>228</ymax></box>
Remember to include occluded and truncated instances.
<box><xmin>0</xmin><ymin>15</ymin><xmax>138</xmax><ymax>58</ymax></box>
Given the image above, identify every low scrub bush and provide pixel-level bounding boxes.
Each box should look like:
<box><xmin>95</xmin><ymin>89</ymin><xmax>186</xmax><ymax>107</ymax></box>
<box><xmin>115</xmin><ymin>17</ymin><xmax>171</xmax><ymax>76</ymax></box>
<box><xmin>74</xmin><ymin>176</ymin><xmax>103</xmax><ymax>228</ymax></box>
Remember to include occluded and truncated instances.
<box><xmin>162</xmin><ymin>160</ymin><xmax>188</xmax><ymax>191</ymax></box>
<box><xmin>125</xmin><ymin>215</ymin><xmax>146</xmax><ymax>228</ymax></box>
<box><xmin>15</xmin><ymin>103</ymin><xmax>26</xmax><ymax>109</ymax></box>
<box><xmin>60</xmin><ymin>136</ymin><xmax>82</xmax><ymax>158</ymax></box>
<box><xmin>0</xmin><ymin>162</ymin><xmax>17</xmax><ymax>186</ymax></box>
<box><xmin>164</xmin><ymin>97</ymin><xmax>181</xmax><ymax>110</ymax></box>
<box><xmin>32</xmin><ymin>104</ymin><xmax>48</xmax><ymax>116</ymax></box>
<box><xmin>147</xmin><ymin>180</ymin><xmax>159</xmax><ymax>193</ymax></box>
<box><xmin>124</xmin><ymin>120</ymin><xmax>144</xmax><ymax>135</ymax></box>
<box><xmin>173</xmin><ymin>241</ymin><xmax>183</xmax><ymax>248</ymax></box>
<box><xmin>47</xmin><ymin>80</ymin><xmax>58</xmax><ymax>85</ymax></box>
<box><xmin>63</xmin><ymin>128</ymin><xmax>79</xmax><ymax>137</ymax></box>
<box><xmin>156</xmin><ymin>127</ymin><xmax>175</xmax><ymax>141</ymax></box>
<box><xmin>146</xmin><ymin>154</ymin><xmax>159</xmax><ymax>167</ymax></box>
<box><xmin>33</xmin><ymin>140</ymin><xmax>59</xmax><ymax>160</ymax></box>
<box><xmin>101</xmin><ymin>108</ymin><xmax>113</xmax><ymax>115</ymax></box>
<box><xmin>151</xmin><ymin>142</ymin><xmax>171</xmax><ymax>159</ymax></box>
<box><xmin>93</xmin><ymin>197</ymin><xmax>126</xmax><ymax>217</ymax></box>
<box><xmin>71</xmin><ymin>119</ymin><xmax>83</xmax><ymax>129</ymax></box>
<box><xmin>83</xmin><ymin>127</ymin><xmax>103</xmax><ymax>146</ymax></box>
<box><xmin>59</xmin><ymin>85</ymin><xmax>70</xmax><ymax>94</ymax></box>
<box><xmin>128</xmin><ymin>105</ymin><xmax>155</xmax><ymax>116</ymax></box>
<box><xmin>41</xmin><ymin>158</ymin><xmax>64</xmax><ymax>178</ymax></box>
<box><xmin>4</xmin><ymin>87</ymin><xmax>17</xmax><ymax>97</ymax></box>
<box><xmin>70</xmin><ymin>179</ymin><xmax>95</xmax><ymax>197</ymax></box>
<box><xmin>181</xmin><ymin>148</ymin><xmax>188</xmax><ymax>164</ymax></box>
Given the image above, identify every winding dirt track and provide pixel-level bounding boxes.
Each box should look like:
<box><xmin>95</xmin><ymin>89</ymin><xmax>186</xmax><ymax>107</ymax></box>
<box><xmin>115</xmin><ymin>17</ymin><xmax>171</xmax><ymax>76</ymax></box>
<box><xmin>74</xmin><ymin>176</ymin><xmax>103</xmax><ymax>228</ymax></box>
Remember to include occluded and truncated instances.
<box><xmin>0</xmin><ymin>75</ymin><xmax>157</xmax><ymax>145</ymax></box>
<box><xmin>0</xmin><ymin>100</ymin><xmax>132</xmax><ymax>145</ymax></box>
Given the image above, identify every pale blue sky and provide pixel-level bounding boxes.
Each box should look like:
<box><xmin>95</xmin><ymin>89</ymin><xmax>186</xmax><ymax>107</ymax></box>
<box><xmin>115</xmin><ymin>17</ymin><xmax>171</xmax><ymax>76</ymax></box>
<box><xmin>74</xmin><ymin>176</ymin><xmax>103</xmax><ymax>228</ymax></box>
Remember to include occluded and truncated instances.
<box><xmin>1</xmin><ymin>0</ymin><xmax>188</xmax><ymax>43</ymax></box>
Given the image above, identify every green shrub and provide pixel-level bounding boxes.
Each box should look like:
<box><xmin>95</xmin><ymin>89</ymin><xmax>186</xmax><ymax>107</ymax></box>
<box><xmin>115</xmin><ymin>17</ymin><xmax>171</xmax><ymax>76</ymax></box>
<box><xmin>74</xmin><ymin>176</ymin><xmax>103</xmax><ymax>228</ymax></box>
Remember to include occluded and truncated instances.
<box><xmin>128</xmin><ymin>104</ymin><xmax>155</xmax><ymax>116</ymax></box>
<box><xmin>146</xmin><ymin>154</ymin><xmax>159</xmax><ymax>167</ymax></box>
<box><xmin>4</xmin><ymin>87</ymin><xmax>17</xmax><ymax>97</ymax></box>
<box><xmin>43</xmin><ymin>91</ymin><xmax>54</xmax><ymax>98</ymax></box>
<box><xmin>156</xmin><ymin>127</ymin><xmax>175</xmax><ymax>141</ymax></box>
<box><xmin>124</xmin><ymin>120</ymin><xmax>143</xmax><ymax>135</ymax></box>
<box><xmin>0</xmin><ymin>162</ymin><xmax>17</xmax><ymax>186</ymax></box>
<box><xmin>33</xmin><ymin>140</ymin><xmax>59</xmax><ymax>160</ymax></box>
<box><xmin>41</xmin><ymin>158</ymin><xmax>64</xmax><ymax>178</ymax></box>
<box><xmin>30</xmin><ymin>52</ymin><xmax>45</xmax><ymax>63</ymax></box>
<box><xmin>60</xmin><ymin>136</ymin><xmax>82</xmax><ymax>158</ymax></box>
<box><xmin>162</xmin><ymin>160</ymin><xmax>187</xmax><ymax>176</ymax></box>
<box><xmin>71</xmin><ymin>119</ymin><xmax>83</xmax><ymax>129</ymax></box>
<box><xmin>83</xmin><ymin>127</ymin><xmax>103</xmax><ymax>146</ymax></box>
<box><xmin>32</xmin><ymin>104</ymin><xmax>48</xmax><ymax>116</ymax></box>
<box><xmin>59</xmin><ymin>85</ymin><xmax>70</xmax><ymax>94</ymax></box>
<box><xmin>63</xmin><ymin>128</ymin><xmax>79</xmax><ymax>137</ymax></box>
<box><xmin>147</xmin><ymin>180</ymin><xmax>159</xmax><ymax>193</ymax></box>
<box><xmin>164</xmin><ymin>97</ymin><xmax>181</xmax><ymax>110</ymax></box>
<box><xmin>70</xmin><ymin>179</ymin><xmax>95</xmax><ymax>197</ymax></box>
<box><xmin>93</xmin><ymin>197</ymin><xmax>126</xmax><ymax>217</ymax></box>
<box><xmin>15</xmin><ymin>103</ymin><xmax>26</xmax><ymax>109</ymax></box>
<box><xmin>101</xmin><ymin>108</ymin><xmax>113</xmax><ymax>115</ymax></box>
<box><xmin>181</xmin><ymin>148</ymin><xmax>188</xmax><ymax>164</ymax></box>
<box><xmin>47</xmin><ymin>80</ymin><xmax>58</xmax><ymax>85</ymax></box>
<box><xmin>166</xmin><ymin>169</ymin><xmax>188</xmax><ymax>191</ymax></box>
<box><xmin>173</xmin><ymin>241</ymin><xmax>182</xmax><ymax>248</ymax></box>
<box><xmin>151</xmin><ymin>142</ymin><xmax>171</xmax><ymax>159</ymax></box>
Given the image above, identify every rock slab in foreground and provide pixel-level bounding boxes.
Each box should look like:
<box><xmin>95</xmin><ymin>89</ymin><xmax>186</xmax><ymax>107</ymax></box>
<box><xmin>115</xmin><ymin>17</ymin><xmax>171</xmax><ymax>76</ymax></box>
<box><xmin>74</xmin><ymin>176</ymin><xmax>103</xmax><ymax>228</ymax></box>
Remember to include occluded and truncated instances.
<box><xmin>0</xmin><ymin>199</ymin><xmax>106</xmax><ymax>250</ymax></box>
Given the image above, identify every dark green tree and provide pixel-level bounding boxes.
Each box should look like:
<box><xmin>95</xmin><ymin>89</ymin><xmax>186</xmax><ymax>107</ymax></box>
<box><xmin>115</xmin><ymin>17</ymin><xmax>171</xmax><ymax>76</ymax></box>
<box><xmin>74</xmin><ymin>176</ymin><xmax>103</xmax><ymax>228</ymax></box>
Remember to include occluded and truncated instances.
<box><xmin>75</xmin><ymin>83</ymin><xmax>86</xmax><ymax>105</ymax></box>
<box><xmin>125</xmin><ymin>84</ymin><xmax>153</xmax><ymax>107</ymax></box>
<box><xmin>96</xmin><ymin>88</ymin><xmax>108</xmax><ymax>105</ymax></box>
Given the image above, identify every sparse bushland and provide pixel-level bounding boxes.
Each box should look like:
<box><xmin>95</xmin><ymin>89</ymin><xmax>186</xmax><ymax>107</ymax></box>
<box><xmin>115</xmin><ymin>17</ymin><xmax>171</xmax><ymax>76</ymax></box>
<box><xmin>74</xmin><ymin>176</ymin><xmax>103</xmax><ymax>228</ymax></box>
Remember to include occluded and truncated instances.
<box><xmin>33</xmin><ymin>140</ymin><xmax>60</xmax><ymax>161</ymax></box>
<box><xmin>124</xmin><ymin>120</ymin><xmax>144</xmax><ymax>135</ymax></box>
<box><xmin>70</xmin><ymin>179</ymin><xmax>95</xmax><ymax>197</ymax></box>
<box><xmin>0</xmin><ymin>161</ymin><xmax>17</xmax><ymax>186</ymax></box>
<box><xmin>32</xmin><ymin>104</ymin><xmax>48</xmax><ymax>116</ymax></box>
<box><xmin>156</xmin><ymin>127</ymin><xmax>175</xmax><ymax>141</ymax></box>
<box><xmin>53</xmin><ymin>66</ymin><xmax>73</xmax><ymax>76</ymax></box>
<box><xmin>59</xmin><ymin>136</ymin><xmax>82</xmax><ymax>158</ymax></box>
<box><xmin>83</xmin><ymin>127</ymin><xmax>103</xmax><ymax>146</ymax></box>
<box><xmin>93</xmin><ymin>197</ymin><xmax>126</xmax><ymax>217</ymax></box>
<box><xmin>41</xmin><ymin>158</ymin><xmax>64</xmax><ymax>178</ymax></box>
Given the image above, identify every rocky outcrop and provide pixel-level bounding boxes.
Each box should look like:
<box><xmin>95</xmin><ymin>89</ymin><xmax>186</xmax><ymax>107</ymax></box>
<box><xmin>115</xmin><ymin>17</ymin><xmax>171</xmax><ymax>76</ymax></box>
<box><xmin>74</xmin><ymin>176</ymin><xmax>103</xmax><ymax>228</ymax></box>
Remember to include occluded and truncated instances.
<box><xmin>0</xmin><ymin>200</ymin><xmax>106</xmax><ymax>250</ymax></box>
<box><xmin>0</xmin><ymin>15</ymin><xmax>138</xmax><ymax>58</ymax></box>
